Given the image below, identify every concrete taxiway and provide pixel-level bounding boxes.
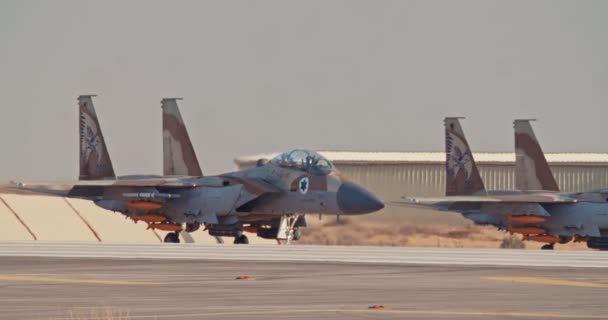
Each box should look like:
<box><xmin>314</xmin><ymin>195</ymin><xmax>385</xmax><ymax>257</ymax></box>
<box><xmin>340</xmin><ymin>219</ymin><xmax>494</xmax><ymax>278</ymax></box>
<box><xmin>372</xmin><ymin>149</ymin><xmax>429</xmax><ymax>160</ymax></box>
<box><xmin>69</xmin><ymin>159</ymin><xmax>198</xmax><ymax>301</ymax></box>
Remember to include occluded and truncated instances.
<box><xmin>1</xmin><ymin>241</ymin><xmax>608</xmax><ymax>267</ymax></box>
<box><xmin>0</xmin><ymin>242</ymin><xmax>607</xmax><ymax>320</ymax></box>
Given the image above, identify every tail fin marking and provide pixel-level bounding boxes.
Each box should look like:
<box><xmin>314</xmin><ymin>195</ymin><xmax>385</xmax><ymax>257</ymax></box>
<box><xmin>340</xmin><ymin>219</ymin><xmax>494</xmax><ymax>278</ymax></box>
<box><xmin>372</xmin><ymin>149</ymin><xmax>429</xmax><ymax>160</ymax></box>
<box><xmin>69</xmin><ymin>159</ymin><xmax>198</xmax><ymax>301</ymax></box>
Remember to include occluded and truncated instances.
<box><xmin>162</xmin><ymin>98</ymin><xmax>203</xmax><ymax>176</ymax></box>
<box><xmin>514</xmin><ymin>119</ymin><xmax>559</xmax><ymax>191</ymax></box>
<box><xmin>444</xmin><ymin>117</ymin><xmax>486</xmax><ymax>196</ymax></box>
<box><xmin>78</xmin><ymin>95</ymin><xmax>115</xmax><ymax>180</ymax></box>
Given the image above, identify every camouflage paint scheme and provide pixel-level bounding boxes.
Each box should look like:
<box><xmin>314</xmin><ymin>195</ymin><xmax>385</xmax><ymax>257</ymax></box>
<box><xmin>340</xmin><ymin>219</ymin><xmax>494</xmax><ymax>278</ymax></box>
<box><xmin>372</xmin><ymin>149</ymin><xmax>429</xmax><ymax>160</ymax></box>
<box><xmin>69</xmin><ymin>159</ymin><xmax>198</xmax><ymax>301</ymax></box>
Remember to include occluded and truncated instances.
<box><xmin>403</xmin><ymin>117</ymin><xmax>608</xmax><ymax>250</ymax></box>
<box><xmin>514</xmin><ymin>119</ymin><xmax>559</xmax><ymax>192</ymax></box>
<box><xmin>162</xmin><ymin>98</ymin><xmax>203</xmax><ymax>177</ymax></box>
<box><xmin>6</xmin><ymin>96</ymin><xmax>383</xmax><ymax>243</ymax></box>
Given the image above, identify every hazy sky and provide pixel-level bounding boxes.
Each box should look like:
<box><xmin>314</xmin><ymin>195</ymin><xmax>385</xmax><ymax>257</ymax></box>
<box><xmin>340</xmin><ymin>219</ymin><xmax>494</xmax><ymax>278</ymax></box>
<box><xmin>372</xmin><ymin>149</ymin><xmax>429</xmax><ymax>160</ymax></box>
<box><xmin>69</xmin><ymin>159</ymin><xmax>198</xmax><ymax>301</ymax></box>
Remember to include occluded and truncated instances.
<box><xmin>1</xmin><ymin>0</ymin><xmax>607</xmax><ymax>180</ymax></box>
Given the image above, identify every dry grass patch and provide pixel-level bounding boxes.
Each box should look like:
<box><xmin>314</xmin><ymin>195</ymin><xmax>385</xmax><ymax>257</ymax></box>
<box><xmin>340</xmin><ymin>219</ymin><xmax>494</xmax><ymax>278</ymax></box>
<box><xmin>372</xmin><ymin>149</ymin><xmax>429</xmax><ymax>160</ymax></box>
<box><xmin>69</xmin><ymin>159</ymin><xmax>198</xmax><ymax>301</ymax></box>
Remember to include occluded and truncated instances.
<box><xmin>299</xmin><ymin>216</ymin><xmax>505</xmax><ymax>248</ymax></box>
<box><xmin>298</xmin><ymin>213</ymin><xmax>590</xmax><ymax>250</ymax></box>
<box><xmin>51</xmin><ymin>307</ymin><xmax>133</xmax><ymax>320</ymax></box>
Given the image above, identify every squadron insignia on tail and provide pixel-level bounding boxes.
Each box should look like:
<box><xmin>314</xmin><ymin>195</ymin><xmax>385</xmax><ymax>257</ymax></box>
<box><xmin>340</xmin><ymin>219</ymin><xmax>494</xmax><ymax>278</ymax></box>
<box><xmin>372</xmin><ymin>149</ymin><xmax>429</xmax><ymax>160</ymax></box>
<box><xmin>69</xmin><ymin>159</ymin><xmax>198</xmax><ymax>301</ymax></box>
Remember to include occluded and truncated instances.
<box><xmin>78</xmin><ymin>95</ymin><xmax>115</xmax><ymax>180</ymax></box>
<box><xmin>444</xmin><ymin>117</ymin><xmax>485</xmax><ymax>196</ymax></box>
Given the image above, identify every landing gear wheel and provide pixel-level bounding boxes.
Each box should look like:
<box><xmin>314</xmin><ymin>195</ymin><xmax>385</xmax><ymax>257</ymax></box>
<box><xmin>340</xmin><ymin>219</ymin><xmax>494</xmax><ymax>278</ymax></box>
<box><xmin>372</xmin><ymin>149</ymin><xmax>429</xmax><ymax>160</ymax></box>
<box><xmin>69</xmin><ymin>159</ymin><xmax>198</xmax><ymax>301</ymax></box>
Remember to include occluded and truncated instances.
<box><xmin>541</xmin><ymin>243</ymin><xmax>554</xmax><ymax>250</ymax></box>
<box><xmin>292</xmin><ymin>228</ymin><xmax>302</xmax><ymax>241</ymax></box>
<box><xmin>234</xmin><ymin>234</ymin><xmax>249</xmax><ymax>244</ymax></box>
<box><xmin>164</xmin><ymin>232</ymin><xmax>180</xmax><ymax>243</ymax></box>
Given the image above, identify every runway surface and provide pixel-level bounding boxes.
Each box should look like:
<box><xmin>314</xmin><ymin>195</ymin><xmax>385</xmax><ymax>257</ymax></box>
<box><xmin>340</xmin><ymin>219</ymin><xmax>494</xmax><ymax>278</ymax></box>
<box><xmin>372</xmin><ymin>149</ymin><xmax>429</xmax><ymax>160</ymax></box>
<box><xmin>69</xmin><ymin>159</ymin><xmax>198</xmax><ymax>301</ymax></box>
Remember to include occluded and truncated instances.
<box><xmin>1</xmin><ymin>240</ymin><xmax>608</xmax><ymax>267</ymax></box>
<box><xmin>0</xmin><ymin>242</ymin><xmax>607</xmax><ymax>319</ymax></box>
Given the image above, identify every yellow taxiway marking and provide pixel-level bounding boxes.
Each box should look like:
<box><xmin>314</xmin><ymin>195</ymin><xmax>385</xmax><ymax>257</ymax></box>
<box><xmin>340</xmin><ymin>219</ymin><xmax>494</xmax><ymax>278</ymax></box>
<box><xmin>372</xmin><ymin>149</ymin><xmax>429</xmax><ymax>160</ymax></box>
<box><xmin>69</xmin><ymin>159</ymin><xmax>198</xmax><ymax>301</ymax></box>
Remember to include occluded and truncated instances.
<box><xmin>0</xmin><ymin>275</ymin><xmax>160</xmax><ymax>286</ymax></box>
<box><xmin>50</xmin><ymin>308</ymin><xmax>608</xmax><ymax>319</ymax></box>
<box><xmin>484</xmin><ymin>276</ymin><xmax>608</xmax><ymax>288</ymax></box>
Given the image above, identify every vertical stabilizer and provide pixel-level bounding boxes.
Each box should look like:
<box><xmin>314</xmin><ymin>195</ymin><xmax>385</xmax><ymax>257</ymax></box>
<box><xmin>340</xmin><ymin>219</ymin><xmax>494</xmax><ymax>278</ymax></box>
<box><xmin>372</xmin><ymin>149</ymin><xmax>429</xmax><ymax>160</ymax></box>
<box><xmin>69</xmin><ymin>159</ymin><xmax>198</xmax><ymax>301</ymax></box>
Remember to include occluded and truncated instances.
<box><xmin>162</xmin><ymin>98</ymin><xmax>203</xmax><ymax>176</ymax></box>
<box><xmin>78</xmin><ymin>95</ymin><xmax>115</xmax><ymax>180</ymax></box>
<box><xmin>514</xmin><ymin>119</ymin><xmax>559</xmax><ymax>191</ymax></box>
<box><xmin>444</xmin><ymin>117</ymin><xmax>485</xmax><ymax>196</ymax></box>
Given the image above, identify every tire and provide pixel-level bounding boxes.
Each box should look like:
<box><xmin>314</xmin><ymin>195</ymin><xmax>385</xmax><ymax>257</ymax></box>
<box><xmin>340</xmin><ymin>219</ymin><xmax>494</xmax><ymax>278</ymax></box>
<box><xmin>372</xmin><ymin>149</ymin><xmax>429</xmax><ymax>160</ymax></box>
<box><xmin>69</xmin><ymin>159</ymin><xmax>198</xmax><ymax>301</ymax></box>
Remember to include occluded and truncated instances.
<box><xmin>234</xmin><ymin>235</ymin><xmax>249</xmax><ymax>244</ymax></box>
<box><xmin>541</xmin><ymin>244</ymin><xmax>554</xmax><ymax>250</ymax></box>
<box><xmin>292</xmin><ymin>228</ymin><xmax>303</xmax><ymax>241</ymax></box>
<box><xmin>164</xmin><ymin>232</ymin><xmax>180</xmax><ymax>243</ymax></box>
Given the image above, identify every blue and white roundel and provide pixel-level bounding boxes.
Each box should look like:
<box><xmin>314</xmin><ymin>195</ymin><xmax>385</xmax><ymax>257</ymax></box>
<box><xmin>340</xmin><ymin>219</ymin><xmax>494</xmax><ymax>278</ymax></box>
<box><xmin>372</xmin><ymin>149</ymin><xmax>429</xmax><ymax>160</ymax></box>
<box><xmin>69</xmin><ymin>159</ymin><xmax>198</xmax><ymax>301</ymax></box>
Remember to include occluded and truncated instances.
<box><xmin>298</xmin><ymin>177</ymin><xmax>309</xmax><ymax>194</ymax></box>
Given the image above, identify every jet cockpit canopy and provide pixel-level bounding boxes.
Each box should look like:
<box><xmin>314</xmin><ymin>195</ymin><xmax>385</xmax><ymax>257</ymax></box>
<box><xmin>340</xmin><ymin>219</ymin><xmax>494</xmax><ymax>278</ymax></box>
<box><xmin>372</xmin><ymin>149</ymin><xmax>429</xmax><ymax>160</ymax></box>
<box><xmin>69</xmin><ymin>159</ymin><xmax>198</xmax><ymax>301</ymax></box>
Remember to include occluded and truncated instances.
<box><xmin>270</xmin><ymin>149</ymin><xmax>334</xmax><ymax>174</ymax></box>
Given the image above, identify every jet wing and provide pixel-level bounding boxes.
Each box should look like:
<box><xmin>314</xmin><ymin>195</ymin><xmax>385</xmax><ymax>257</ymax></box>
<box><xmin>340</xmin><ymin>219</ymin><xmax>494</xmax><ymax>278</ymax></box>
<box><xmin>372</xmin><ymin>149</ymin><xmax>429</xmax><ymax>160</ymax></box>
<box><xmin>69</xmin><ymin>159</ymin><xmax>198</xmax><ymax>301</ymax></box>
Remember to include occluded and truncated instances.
<box><xmin>71</xmin><ymin>176</ymin><xmax>283</xmax><ymax>192</ymax></box>
<box><xmin>392</xmin><ymin>194</ymin><xmax>577</xmax><ymax>216</ymax></box>
<box><xmin>403</xmin><ymin>193</ymin><xmax>577</xmax><ymax>204</ymax></box>
<box><xmin>2</xmin><ymin>176</ymin><xmax>284</xmax><ymax>223</ymax></box>
<box><xmin>4</xmin><ymin>176</ymin><xmax>281</xmax><ymax>196</ymax></box>
<box><xmin>74</xmin><ymin>178</ymin><xmax>196</xmax><ymax>187</ymax></box>
<box><xmin>389</xmin><ymin>196</ymin><xmax>496</xmax><ymax>212</ymax></box>
<box><xmin>0</xmin><ymin>178</ymin><xmax>199</xmax><ymax>200</ymax></box>
<box><xmin>0</xmin><ymin>183</ymin><xmax>72</xmax><ymax>197</ymax></box>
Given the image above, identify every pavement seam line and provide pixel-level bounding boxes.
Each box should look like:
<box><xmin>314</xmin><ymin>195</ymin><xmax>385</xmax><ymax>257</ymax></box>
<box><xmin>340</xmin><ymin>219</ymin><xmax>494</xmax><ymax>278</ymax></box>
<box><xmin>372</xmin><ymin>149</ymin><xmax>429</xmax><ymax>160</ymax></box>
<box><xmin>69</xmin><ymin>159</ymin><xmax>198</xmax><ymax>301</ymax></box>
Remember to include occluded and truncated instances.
<box><xmin>46</xmin><ymin>308</ymin><xmax>608</xmax><ymax>319</ymax></box>
<box><xmin>0</xmin><ymin>274</ymin><xmax>161</xmax><ymax>286</ymax></box>
<box><xmin>484</xmin><ymin>276</ymin><xmax>608</xmax><ymax>288</ymax></box>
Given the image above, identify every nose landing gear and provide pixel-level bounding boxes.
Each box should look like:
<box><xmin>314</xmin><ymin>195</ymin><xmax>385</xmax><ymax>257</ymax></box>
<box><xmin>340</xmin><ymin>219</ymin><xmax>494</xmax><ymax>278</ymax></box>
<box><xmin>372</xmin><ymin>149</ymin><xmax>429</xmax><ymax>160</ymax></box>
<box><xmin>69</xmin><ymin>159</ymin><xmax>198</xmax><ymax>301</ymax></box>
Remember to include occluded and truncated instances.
<box><xmin>278</xmin><ymin>214</ymin><xmax>304</xmax><ymax>244</ymax></box>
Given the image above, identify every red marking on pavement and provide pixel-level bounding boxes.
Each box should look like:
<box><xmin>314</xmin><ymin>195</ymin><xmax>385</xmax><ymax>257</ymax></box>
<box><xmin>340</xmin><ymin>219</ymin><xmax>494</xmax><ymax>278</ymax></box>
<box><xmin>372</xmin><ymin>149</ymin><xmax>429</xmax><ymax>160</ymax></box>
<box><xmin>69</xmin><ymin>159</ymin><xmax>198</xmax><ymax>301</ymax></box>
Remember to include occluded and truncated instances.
<box><xmin>368</xmin><ymin>305</ymin><xmax>388</xmax><ymax>310</ymax></box>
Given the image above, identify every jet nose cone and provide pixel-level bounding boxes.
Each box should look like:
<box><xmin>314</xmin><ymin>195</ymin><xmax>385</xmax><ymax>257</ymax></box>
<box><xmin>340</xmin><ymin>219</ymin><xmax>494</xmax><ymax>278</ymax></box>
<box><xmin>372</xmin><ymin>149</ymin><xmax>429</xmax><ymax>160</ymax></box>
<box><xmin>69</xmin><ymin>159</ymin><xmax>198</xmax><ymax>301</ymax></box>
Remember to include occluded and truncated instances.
<box><xmin>337</xmin><ymin>182</ymin><xmax>384</xmax><ymax>214</ymax></box>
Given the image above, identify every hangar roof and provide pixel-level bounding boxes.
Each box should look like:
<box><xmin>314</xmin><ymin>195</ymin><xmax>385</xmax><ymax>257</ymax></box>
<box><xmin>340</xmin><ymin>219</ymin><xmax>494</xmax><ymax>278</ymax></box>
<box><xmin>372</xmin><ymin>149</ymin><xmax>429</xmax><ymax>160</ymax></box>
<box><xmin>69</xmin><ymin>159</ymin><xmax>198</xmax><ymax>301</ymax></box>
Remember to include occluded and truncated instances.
<box><xmin>235</xmin><ymin>151</ymin><xmax>608</xmax><ymax>166</ymax></box>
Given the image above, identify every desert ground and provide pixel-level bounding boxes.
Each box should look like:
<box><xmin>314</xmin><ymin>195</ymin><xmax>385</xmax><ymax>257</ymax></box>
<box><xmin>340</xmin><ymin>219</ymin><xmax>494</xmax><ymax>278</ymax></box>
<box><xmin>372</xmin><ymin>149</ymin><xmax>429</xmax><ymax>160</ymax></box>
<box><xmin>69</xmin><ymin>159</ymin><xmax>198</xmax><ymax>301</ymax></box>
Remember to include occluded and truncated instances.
<box><xmin>298</xmin><ymin>207</ymin><xmax>588</xmax><ymax>250</ymax></box>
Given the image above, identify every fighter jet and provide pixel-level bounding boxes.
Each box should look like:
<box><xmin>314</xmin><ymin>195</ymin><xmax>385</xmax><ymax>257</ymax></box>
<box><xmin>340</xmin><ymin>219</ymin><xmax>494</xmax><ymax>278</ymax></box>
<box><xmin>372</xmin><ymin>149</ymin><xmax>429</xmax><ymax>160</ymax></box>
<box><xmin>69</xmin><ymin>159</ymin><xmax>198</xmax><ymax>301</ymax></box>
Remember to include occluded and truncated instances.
<box><xmin>400</xmin><ymin>117</ymin><xmax>608</xmax><ymax>250</ymax></box>
<box><xmin>7</xmin><ymin>96</ymin><xmax>384</xmax><ymax>244</ymax></box>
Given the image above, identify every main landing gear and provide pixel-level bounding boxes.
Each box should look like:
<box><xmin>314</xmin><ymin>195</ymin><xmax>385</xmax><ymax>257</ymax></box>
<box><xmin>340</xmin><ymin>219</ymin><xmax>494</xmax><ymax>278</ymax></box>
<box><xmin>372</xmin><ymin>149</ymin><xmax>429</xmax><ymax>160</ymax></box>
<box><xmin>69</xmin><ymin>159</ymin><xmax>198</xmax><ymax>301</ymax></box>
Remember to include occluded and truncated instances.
<box><xmin>185</xmin><ymin>223</ymin><xmax>200</xmax><ymax>233</ymax></box>
<box><xmin>164</xmin><ymin>231</ymin><xmax>180</xmax><ymax>243</ymax></box>
<box><xmin>541</xmin><ymin>243</ymin><xmax>554</xmax><ymax>250</ymax></box>
<box><xmin>234</xmin><ymin>234</ymin><xmax>249</xmax><ymax>244</ymax></box>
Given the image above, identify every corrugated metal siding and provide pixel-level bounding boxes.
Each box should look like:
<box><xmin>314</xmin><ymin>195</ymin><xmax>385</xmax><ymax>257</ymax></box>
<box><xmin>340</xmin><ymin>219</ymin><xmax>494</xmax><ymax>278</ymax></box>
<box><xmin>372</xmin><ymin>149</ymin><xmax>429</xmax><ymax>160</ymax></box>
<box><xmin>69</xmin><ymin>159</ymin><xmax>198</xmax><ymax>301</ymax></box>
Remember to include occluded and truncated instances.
<box><xmin>552</xmin><ymin>165</ymin><xmax>608</xmax><ymax>192</ymax></box>
<box><xmin>332</xmin><ymin>163</ymin><xmax>608</xmax><ymax>198</ymax></box>
<box><xmin>236</xmin><ymin>151</ymin><xmax>608</xmax><ymax>165</ymax></box>
<box><xmin>334</xmin><ymin>164</ymin><xmax>444</xmax><ymax>200</ymax></box>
